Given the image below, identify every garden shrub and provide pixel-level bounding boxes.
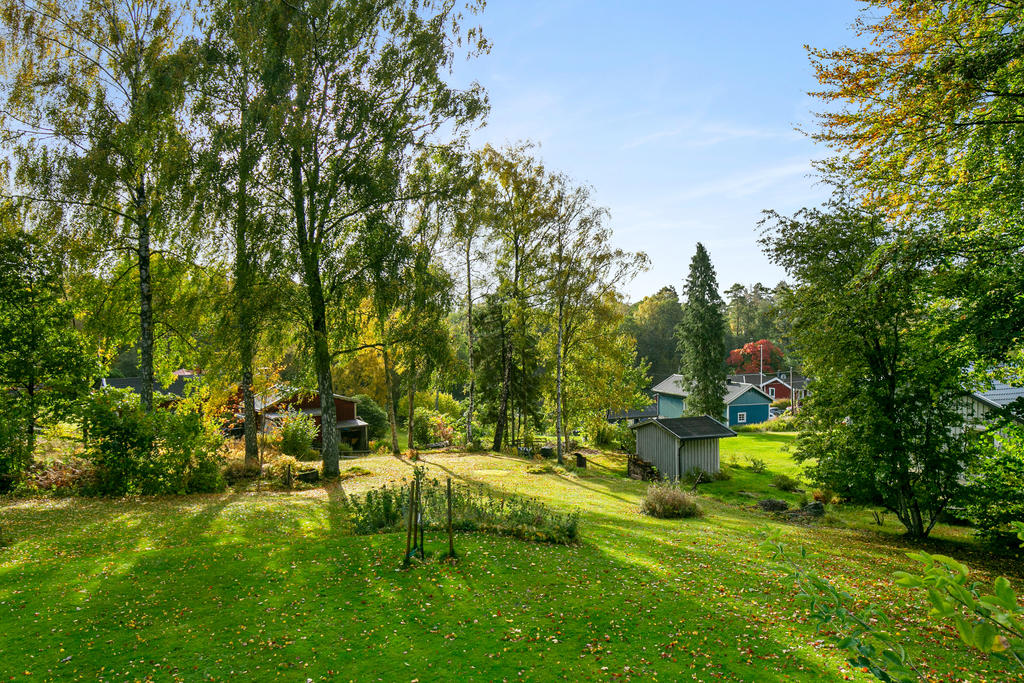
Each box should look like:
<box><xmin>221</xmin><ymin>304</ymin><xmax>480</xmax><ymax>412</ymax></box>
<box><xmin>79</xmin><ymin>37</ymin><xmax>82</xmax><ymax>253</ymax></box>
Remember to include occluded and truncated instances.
<box><xmin>412</xmin><ymin>407</ymin><xmax>437</xmax><ymax>446</ymax></box>
<box><xmin>398</xmin><ymin>391</ymin><xmax>463</xmax><ymax>422</ymax></box>
<box><xmin>712</xmin><ymin>464</ymin><xmax>733</xmax><ymax>481</ymax></box>
<box><xmin>745</xmin><ymin>455</ymin><xmax>767</xmax><ymax>473</ymax></box>
<box><xmin>222</xmin><ymin>459</ymin><xmax>261</xmax><ymax>485</ymax></box>
<box><xmin>590</xmin><ymin>422</ymin><xmax>617</xmax><ymax>448</ymax></box>
<box><xmin>266</xmin><ymin>455</ymin><xmax>318</xmax><ymax>486</ymax></box>
<box><xmin>19</xmin><ymin>457</ymin><xmax>96</xmax><ymax>495</ymax></box>
<box><xmin>772</xmin><ymin>473</ymin><xmax>800</xmax><ymax>492</ymax></box>
<box><xmin>965</xmin><ymin>429</ymin><xmax>1024</xmax><ymax>546</ymax></box>
<box><xmin>734</xmin><ymin>415</ymin><xmax>799</xmax><ymax>432</ymax></box>
<box><xmin>81</xmin><ymin>388</ymin><xmax>226</xmax><ymax>496</ymax></box>
<box><xmin>0</xmin><ymin>400</ymin><xmax>32</xmax><ymax>493</ymax></box>
<box><xmin>411</xmin><ymin>407</ymin><xmax>453</xmax><ymax>447</ymax></box>
<box><xmin>347</xmin><ymin>473</ymin><xmax>581</xmax><ymax>544</ymax></box>
<box><xmin>278</xmin><ymin>409</ymin><xmax>317</xmax><ymax>459</ymax></box>
<box><xmin>352</xmin><ymin>394</ymin><xmax>388</xmax><ymax>438</ymax></box>
<box><xmin>640</xmin><ymin>482</ymin><xmax>702</xmax><ymax>519</ymax></box>
<box><xmin>812</xmin><ymin>488</ymin><xmax>838</xmax><ymax>504</ymax></box>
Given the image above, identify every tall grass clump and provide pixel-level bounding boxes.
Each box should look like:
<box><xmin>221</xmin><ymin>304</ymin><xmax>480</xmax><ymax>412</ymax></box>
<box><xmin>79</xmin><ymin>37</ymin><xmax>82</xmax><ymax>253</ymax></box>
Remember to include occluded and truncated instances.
<box><xmin>640</xmin><ymin>482</ymin><xmax>703</xmax><ymax>519</ymax></box>
<box><xmin>347</xmin><ymin>474</ymin><xmax>580</xmax><ymax>544</ymax></box>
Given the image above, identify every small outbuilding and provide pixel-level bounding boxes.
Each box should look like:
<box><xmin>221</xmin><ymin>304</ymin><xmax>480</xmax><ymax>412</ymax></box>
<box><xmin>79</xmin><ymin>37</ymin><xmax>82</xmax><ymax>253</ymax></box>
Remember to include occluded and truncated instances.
<box><xmin>261</xmin><ymin>391</ymin><xmax>370</xmax><ymax>453</ymax></box>
<box><xmin>630</xmin><ymin>416</ymin><xmax>736</xmax><ymax>479</ymax></box>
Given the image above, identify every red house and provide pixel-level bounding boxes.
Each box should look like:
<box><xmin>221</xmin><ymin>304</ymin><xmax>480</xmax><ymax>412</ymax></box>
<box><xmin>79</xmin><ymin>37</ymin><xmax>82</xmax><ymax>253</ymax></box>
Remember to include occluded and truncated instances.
<box><xmin>726</xmin><ymin>373</ymin><xmax>809</xmax><ymax>404</ymax></box>
<box><xmin>261</xmin><ymin>391</ymin><xmax>369</xmax><ymax>453</ymax></box>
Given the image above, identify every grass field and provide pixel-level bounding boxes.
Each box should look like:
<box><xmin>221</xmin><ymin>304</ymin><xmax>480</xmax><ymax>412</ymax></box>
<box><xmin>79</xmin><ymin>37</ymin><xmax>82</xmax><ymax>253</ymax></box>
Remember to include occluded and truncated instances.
<box><xmin>1</xmin><ymin>436</ymin><xmax>1021</xmax><ymax>682</ymax></box>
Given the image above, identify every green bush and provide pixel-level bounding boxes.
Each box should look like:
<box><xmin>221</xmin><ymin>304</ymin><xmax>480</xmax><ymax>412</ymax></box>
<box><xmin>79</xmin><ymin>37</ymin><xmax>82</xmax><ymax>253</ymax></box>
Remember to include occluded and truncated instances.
<box><xmin>411</xmin><ymin>407</ymin><xmax>453</xmax><ymax>447</ymax></box>
<box><xmin>81</xmin><ymin>388</ymin><xmax>225</xmax><ymax>496</ymax></box>
<box><xmin>0</xmin><ymin>398</ymin><xmax>32</xmax><ymax>493</ymax></box>
<box><xmin>278</xmin><ymin>409</ymin><xmax>318</xmax><ymax>459</ymax></box>
<box><xmin>640</xmin><ymin>482</ymin><xmax>702</xmax><ymax>519</ymax></box>
<box><xmin>745</xmin><ymin>455</ymin><xmax>767</xmax><ymax>473</ymax></box>
<box><xmin>965</xmin><ymin>429</ymin><xmax>1024</xmax><ymax>545</ymax></box>
<box><xmin>398</xmin><ymin>391</ymin><xmax>462</xmax><ymax>422</ymax></box>
<box><xmin>412</xmin><ymin>407</ymin><xmax>436</xmax><ymax>446</ymax></box>
<box><xmin>773</xmin><ymin>473</ymin><xmax>800</xmax><ymax>492</ymax></box>
<box><xmin>352</xmin><ymin>394</ymin><xmax>388</xmax><ymax>439</ymax></box>
<box><xmin>771</xmin><ymin>399</ymin><xmax>792</xmax><ymax>410</ymax></box>
<box><xmin>735</xmin><ymin>414</ymin><xmax>799</xmax><ymax>432</ymax></box>
<box><xmin>712</xmin><ymin>464</ymin><xmax>733</xmax><ymax>481</ymax></box>
<box><xmin>347</xmin><ymin>471</ymin><xmax>580</xmax><ymax>544</ymax></box>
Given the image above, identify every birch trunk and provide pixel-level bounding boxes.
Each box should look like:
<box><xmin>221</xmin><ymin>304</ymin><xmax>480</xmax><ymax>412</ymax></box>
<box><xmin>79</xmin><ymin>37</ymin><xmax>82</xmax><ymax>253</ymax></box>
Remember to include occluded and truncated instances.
<box><xmin>290</xmin><ymin>149</ymin><xmax>339</xmax><ymax>477</ymax></box>
<box><xmin>136</xmin><ymin>203</ymin><xmax>155</xmax><ymax>412</ymax></box>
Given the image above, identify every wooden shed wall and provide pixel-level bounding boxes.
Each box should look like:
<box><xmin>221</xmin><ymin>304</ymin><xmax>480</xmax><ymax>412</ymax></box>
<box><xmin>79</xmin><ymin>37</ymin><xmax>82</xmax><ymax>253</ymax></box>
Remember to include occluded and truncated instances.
<box><xmin>679</xmin><ymin>438</ymin><xmax>720</xmax><ymax>475</ymax></box>
<box><xmin>635</xmin><ymin>423</ymin><xmax>680</xmax><ymax>479</ymax></box>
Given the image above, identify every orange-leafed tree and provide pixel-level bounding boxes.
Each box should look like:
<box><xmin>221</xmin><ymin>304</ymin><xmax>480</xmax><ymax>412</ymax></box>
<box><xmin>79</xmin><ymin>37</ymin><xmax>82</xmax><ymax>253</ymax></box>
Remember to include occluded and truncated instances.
<box><xmin>726</xmin><ymin>339</ymin><xmax>783</xmax><ymax>374</ymax></box>
<box><xmin>808</xmin><ymin>0</ymin><xmax>1024</xmax><ymax>376</ymax></box>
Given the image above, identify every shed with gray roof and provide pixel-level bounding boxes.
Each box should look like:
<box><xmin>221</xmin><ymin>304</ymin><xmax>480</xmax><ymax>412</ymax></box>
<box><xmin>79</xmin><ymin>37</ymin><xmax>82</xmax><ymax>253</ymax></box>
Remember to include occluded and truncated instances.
<box><xmin>630</xmin><ymin>416</ymin><xmax>736</xmax><ymax>479</ymax></box>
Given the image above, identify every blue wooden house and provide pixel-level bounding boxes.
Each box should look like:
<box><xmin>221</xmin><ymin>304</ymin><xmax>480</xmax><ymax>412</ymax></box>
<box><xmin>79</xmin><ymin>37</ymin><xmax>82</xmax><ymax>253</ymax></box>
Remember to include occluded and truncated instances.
<box><xmin>650</xmin><ymin>374</ymin><xmax>773</xmax><ymax>426</ymax></box>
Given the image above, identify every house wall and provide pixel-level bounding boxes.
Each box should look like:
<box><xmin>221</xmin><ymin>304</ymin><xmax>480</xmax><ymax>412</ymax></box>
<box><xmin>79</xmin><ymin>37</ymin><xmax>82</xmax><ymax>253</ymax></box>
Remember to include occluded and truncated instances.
<box><xmin>334</xmin><ymin>396</ymin><xmax>356</xmax><ymax>421</ymax></box>
<box><xmin>656</xmin><ymin>394</ymin><xmax>685</xmax><ymax>418</ymax></box>
<box><xmin>726</xmin><ymin>389</ymin><xmax>771</xmax><ymax>426</ymax></box>
<box><xmin>635</xmin><ymin>423</ymin><xmax>680</xmax><ymax>479</ymax></box>
<box><xmin>679</xmin><ymin>438</ymin><xmax>720</xmax><ymax>475</ymax></box>
<box><xmin>762</xmin><ymin>379</ymin><xmax>790</xmax><ymax>401</ymax></box>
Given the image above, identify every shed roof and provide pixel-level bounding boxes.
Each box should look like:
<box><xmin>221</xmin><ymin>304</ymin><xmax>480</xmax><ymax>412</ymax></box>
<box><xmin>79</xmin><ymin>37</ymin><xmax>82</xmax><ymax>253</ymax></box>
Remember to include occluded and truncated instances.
<box><xmin>724</xmin><ymin>382</ymin><xmax>772</xmax><ymax>404</ymax></box>
<box><xmin>631</xmin><ymin>416</ymin><xmax>736</xmax><ymax>441</ymax></box>
<box><xmin>651</xmin><ymin>374</ymin><xmax>687</xmax><ymax>397</ymax></box>
<box><xmin>974</xmin><ymin>381</ymin><xmax>1024</xmax><ymax>409</ymax></box>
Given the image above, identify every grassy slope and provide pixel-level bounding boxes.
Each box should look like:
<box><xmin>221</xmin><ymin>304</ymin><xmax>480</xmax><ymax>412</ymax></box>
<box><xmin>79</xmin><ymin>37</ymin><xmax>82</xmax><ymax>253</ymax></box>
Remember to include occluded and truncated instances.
<box><xmin>1</xmin><ymin>439</ymin><xmax>1021</xmax><ymax>682</ymax></box>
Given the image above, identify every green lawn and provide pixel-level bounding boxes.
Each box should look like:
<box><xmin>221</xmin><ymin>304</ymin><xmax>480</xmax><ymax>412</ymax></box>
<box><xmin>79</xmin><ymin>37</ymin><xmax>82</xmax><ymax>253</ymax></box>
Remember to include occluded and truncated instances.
<box><xmin>720</xmin><ymin>432</ymin><xmax>802</xmax><ymax>476</ymax></box>
<box><xmin>1</xmin><ymin>437</ymin><xmax>1021</xmax><ymax>681</ymax></box>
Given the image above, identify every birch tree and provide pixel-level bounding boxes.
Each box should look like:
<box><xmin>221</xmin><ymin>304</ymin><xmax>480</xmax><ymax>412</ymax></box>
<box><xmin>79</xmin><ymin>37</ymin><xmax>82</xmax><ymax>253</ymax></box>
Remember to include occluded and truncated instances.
<box><xmin>257</xmin><ymin>0</ymin><xmax>487</xmax><ymax>475</ymax></box>
<box><xmin>0</xmin><ymin>0</ymin><xmax>197</xmax><ymax>410</ymax></box>
<box><xmin>546</xmin><ymin>177</ymin><xmax>646</xmax><ymax>463</ymax></box>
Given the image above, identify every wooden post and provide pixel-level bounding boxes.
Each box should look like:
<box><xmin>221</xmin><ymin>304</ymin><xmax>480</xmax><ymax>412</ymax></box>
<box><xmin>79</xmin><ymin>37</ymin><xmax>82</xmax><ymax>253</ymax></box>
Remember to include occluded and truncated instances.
<box><xmin>447</xmin><ymin>477</ymin><xmax>454</xmax><ymax>558</ymax></box>
<box><xmin>404</xmin><ymin>481</ymin><xmax>415</xmax><ymax>565</ymax></box>
<box><xmin>285</xmin><ymin>463</ymin><xmax>293</xmax><ymax>488</ymax></box>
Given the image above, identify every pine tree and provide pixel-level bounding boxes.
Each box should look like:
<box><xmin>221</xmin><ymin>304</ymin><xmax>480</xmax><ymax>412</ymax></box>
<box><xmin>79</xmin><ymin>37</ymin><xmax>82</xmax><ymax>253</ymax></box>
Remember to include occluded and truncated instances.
<box><xmin>676</xmin><ymin>243</ymin><xmax>727</xmax><ymax>418</ymax></box>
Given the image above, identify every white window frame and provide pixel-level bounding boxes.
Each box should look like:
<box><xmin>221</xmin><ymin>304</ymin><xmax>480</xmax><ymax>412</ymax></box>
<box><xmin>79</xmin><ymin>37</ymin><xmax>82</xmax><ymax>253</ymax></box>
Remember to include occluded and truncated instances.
<box><xmin>737</xmin><ymin>412</ymin><xmax>747</xmax><ymax>424</ymax></box>
<box><xmin>768</xmin><ymin>387</ymin><xmax>775</xmax><ymax>398</ymax></box>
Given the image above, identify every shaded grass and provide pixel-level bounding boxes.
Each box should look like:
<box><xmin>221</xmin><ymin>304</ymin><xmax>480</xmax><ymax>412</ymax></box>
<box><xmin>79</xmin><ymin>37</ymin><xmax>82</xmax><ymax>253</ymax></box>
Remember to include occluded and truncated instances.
<box><xmin>1</xmin><ymin>442</ymin><xmax>1021</xmax><ymax>681</ymax></box>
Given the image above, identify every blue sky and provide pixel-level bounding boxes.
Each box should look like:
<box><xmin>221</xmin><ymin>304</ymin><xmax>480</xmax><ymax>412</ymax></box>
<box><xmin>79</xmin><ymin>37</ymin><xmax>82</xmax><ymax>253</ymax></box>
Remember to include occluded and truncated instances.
<box><xmin>452</xmin><ymin>0</ymin><xmax>864</xmax><ymax>301</ymax></box>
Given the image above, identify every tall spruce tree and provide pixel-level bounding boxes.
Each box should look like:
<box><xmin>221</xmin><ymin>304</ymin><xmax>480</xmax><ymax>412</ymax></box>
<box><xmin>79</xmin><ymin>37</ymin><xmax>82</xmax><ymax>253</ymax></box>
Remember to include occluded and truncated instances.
<box><xmin>676</xmin><ymin>243</ymin><xmax>726</xmax><ymax>418</ymax></box>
